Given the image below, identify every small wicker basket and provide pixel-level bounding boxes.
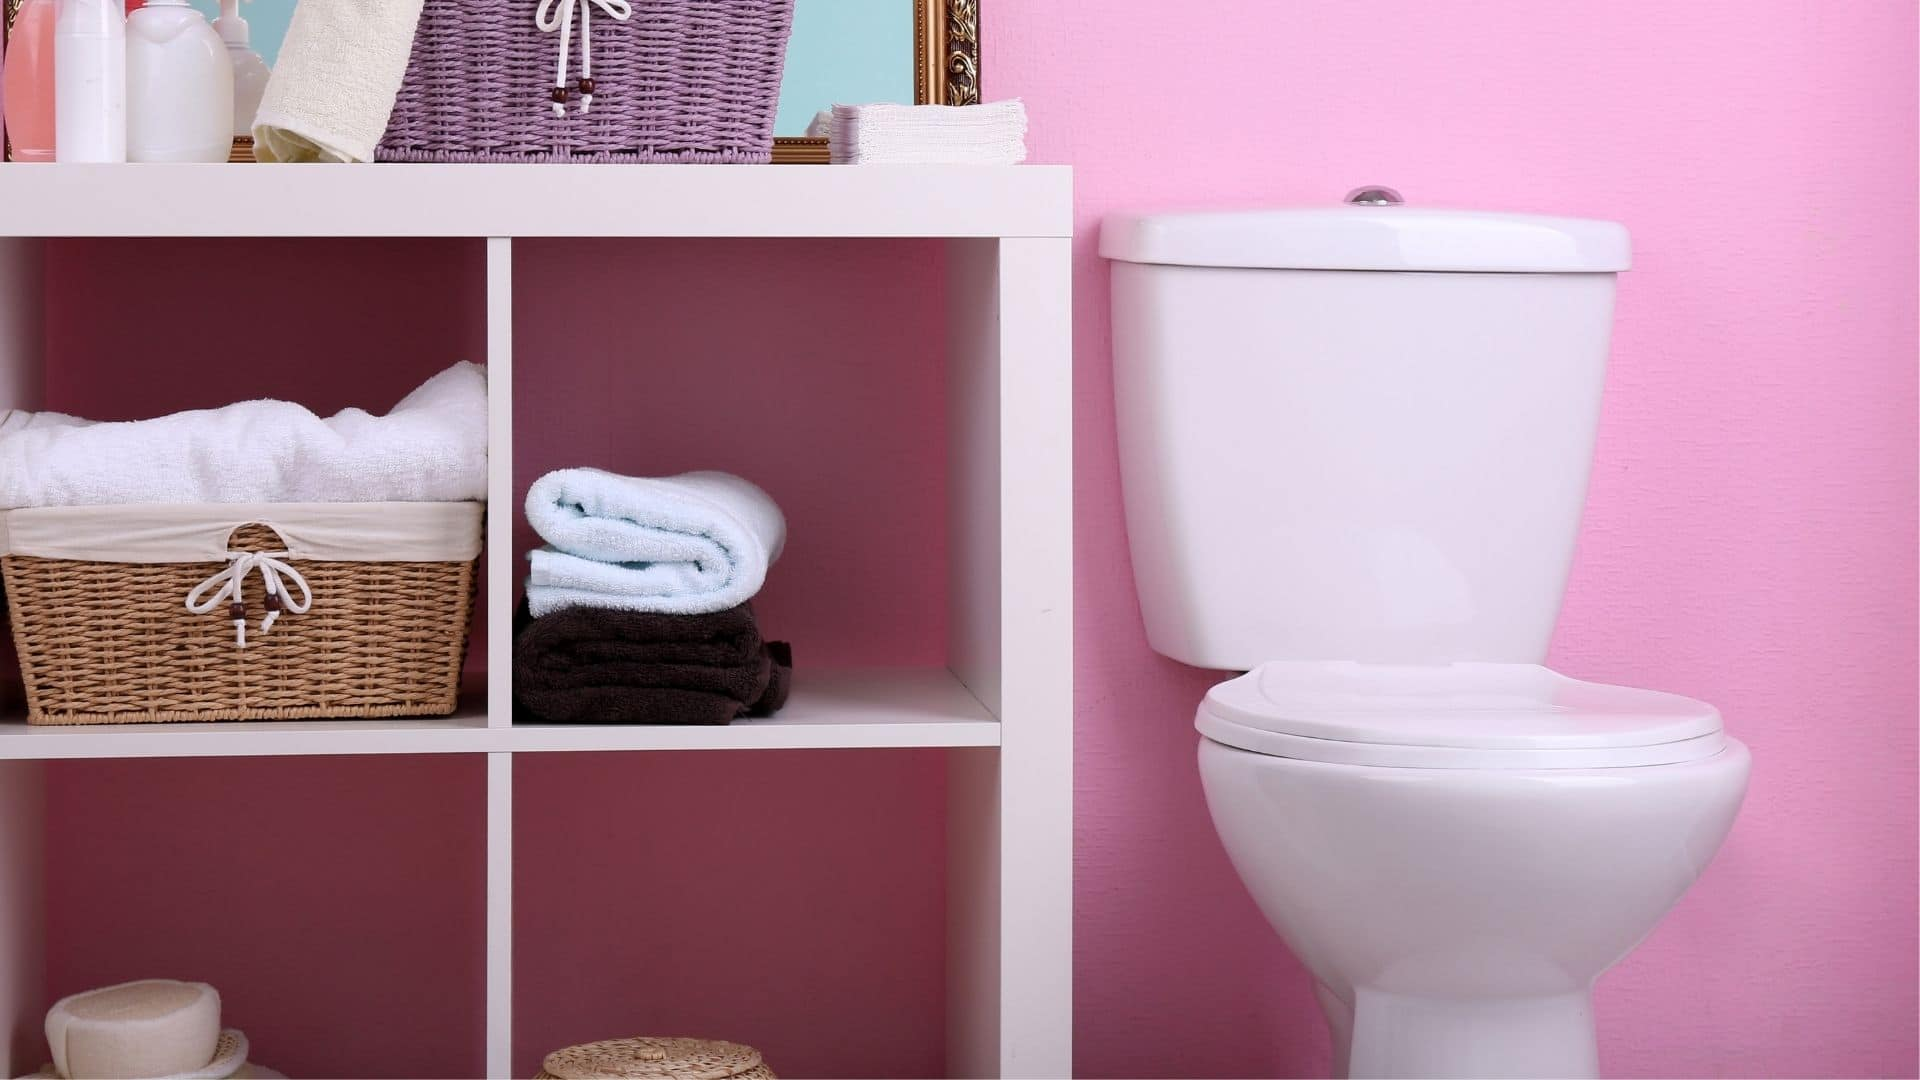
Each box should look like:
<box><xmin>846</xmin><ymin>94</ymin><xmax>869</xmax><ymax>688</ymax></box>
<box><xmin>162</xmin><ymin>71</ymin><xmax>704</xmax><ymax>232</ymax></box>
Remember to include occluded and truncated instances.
<box><xmin>0</xmin><ymin>504</ymin><xmax>481</xmax><ymax>725</ymax></box>
<box><xmin>377</xmin><ymin>0</ymin><xmax>796</xmax><ymax>164</ymax></box>
<box><xmin>535</xmin><ymin>1037</ymin><xmax>774</xmax><ymax>1080</ymax></box>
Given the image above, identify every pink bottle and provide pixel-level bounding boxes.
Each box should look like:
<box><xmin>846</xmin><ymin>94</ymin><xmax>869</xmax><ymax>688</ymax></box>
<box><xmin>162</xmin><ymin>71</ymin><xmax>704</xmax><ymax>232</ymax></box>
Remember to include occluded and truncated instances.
<box><xmin>3</xmin><ymin>0</ymin><xmax>57</xmax><ymax>161</ymax></box>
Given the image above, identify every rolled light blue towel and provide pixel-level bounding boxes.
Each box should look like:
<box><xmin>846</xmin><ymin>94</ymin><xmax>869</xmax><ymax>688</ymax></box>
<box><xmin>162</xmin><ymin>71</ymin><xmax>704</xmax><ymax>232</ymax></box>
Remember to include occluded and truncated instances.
<box><xmin>524</xmin><ymin>468</ymin><xmax>786</xmax><ymax>618</ymax></box>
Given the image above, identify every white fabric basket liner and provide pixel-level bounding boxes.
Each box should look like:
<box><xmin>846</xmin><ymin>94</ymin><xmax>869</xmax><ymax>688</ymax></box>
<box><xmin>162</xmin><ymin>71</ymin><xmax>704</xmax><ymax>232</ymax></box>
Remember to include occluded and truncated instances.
<box><xmin>0</xmin><ymin>502</ymin><xmax>483</xmax><ymax>563</ymax></box>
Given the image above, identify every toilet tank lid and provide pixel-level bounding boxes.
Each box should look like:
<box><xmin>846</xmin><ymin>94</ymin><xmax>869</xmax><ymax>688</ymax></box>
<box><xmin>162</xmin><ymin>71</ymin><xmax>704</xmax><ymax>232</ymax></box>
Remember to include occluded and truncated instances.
<box><xmin>1099</xmin><ymin>204</ymin><xmax>1632</xmax><ymax>273</ymax></box>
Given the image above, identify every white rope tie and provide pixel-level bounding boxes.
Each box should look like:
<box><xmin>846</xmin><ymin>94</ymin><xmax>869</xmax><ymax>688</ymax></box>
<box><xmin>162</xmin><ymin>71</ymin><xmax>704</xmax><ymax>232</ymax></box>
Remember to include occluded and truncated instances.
<box><xmin>535</xmin><ymin>0</ymin><xmax>631</xmax><ymax>116</ymax></box>
<box><xmin>184</xmin><ymin>551</ymin><xmax>314</xmax><ymax>649</ymax></box>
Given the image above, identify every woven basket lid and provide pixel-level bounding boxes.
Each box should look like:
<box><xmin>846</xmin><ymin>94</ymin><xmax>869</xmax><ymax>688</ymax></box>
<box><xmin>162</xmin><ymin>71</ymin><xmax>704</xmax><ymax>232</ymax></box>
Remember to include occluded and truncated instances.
<box><xmin>540</xmin><ymin>1037</ymin><xmax>765</xmax><ymax>1080</ymax></box>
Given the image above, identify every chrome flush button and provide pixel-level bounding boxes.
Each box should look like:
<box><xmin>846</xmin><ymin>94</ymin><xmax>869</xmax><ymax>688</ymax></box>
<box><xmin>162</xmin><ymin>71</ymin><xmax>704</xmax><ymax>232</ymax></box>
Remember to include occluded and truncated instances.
<box><xmin>1345</xmin><ymin>185</ymin><xmax>1404</xmax><ymax>205</ymax></box>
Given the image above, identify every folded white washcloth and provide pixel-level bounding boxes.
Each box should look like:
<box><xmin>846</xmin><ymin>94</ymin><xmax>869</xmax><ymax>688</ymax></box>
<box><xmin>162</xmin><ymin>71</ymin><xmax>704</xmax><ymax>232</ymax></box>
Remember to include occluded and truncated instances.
<box><xmin>252</xmin><ymin>0</ymin><xmax>427</xmax><ymax>162</ymax></box>
<box><xmin>0</xmin><ymin>363</ymin><xmax>488</xmax><ymax>508</ymax></box>
<box><xmin>829</xmin><ymin>99</ymin><xmax>1028</xmax><ymax>165</ymax></box>
<box><xmin>524</xmin><ymin>468</ymin><xmax>786</xmax><ymax>618</ymax></box>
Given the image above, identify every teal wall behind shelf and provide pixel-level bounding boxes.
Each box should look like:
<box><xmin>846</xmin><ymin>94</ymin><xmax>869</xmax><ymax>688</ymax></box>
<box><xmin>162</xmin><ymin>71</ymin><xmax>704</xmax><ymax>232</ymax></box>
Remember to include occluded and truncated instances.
<box><xmin>774</xmin><ymin>0</ymin><xmax>914</xmax><ymax>135</ymax></box>
<box><xmin>190</xmin><ymin>0</ymin><xmax>293</xmax><ymax>66</ymax></box>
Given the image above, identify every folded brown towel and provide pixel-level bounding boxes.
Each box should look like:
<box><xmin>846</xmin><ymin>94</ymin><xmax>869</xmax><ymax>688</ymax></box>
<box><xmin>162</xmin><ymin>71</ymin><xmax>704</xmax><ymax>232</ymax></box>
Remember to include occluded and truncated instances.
<box><xmin>513</xmin><ymin>601</ymin><xmax>793</xmax><ymax>725</ymax></box>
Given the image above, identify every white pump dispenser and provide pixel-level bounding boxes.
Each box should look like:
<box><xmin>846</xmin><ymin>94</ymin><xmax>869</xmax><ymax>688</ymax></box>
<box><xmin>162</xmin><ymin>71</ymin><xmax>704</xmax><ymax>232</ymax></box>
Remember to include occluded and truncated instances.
<box><xmin>214</xmin><ymin>0</ymin><xmax>270</xmax><ymax>140</ymax></box>
<box><xmin>126</xmin><ymin>0</ymin><xmax>234</xmax><ymax>161</ymax></box>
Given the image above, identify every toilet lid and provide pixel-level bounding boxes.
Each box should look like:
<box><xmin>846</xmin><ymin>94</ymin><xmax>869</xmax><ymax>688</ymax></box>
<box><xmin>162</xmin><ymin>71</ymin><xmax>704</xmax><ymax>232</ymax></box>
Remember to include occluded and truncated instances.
<box><xmin>1197</xmin><ymin>662</ymin><xmax>1728</xmax><ymax>769</ymax></box>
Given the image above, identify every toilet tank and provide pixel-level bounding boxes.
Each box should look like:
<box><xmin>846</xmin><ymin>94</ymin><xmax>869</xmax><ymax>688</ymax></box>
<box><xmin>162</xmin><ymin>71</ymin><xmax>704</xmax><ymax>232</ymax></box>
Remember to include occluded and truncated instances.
<box><xmin>1101</xmin><ymin>193</ymin><xmax>1631</xmax><ymax>670</ymax></box>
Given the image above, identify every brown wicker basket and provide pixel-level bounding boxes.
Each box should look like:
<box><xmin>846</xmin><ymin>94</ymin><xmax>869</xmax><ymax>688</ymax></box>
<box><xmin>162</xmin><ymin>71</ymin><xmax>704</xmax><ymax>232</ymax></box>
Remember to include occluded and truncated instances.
<box><xmin>1</xmin><ymin>506</ymin><xmax>480</xmax><ymax>725</ymax></box>
<box><xmin>535</xmin><ymin>1037</ymin><xmax>774</xmax><ymax>1080</ymax></box>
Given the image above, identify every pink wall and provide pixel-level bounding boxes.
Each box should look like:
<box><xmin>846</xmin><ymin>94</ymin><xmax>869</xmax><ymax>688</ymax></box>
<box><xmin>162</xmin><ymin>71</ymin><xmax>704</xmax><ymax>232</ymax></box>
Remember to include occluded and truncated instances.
<box><xmin>986</xmin><ymin>1</ymin><xmax>1919</xmax><ymax>1076</ymax></box>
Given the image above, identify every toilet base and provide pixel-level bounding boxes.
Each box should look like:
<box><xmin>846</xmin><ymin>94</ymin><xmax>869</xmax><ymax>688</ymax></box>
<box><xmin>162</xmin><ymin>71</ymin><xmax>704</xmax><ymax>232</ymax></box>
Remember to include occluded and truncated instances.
<box><xmin>1318</xmin><ymin>982</ymin><xmax>1599</xmax><ymax>1080</ymax></box>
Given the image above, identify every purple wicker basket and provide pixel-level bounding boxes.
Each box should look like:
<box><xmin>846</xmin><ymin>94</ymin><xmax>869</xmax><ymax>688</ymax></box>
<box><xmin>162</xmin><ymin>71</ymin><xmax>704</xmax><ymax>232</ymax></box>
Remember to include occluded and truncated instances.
<box><xmin>377</xmin><ymin>0</ymin><xmax>795</xmax><ymax>163</ymax></box>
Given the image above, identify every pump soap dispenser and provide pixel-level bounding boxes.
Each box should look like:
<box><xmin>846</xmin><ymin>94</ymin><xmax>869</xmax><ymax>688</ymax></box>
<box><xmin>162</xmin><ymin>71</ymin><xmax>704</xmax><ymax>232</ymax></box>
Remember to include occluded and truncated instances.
<box><xmin>215</xmin><ymin>0</ymin><xmax>268</xmax><ymax>154</ymax></box>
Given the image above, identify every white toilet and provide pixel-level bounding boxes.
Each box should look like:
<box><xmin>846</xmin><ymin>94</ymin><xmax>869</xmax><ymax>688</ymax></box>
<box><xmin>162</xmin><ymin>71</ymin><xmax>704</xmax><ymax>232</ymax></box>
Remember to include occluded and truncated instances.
<box><xmin>1099</xmin><ymin>188</ymin><xmax>1750</xmax><ymax>1080</ymax></box>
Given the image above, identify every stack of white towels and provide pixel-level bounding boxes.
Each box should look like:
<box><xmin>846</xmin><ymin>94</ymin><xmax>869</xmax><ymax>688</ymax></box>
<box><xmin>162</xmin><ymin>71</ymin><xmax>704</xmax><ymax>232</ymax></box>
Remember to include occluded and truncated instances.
<box><xmin>812</xmin><ymin>100</ymin><xmax>1028</xmax><ymax>165</ymax></box>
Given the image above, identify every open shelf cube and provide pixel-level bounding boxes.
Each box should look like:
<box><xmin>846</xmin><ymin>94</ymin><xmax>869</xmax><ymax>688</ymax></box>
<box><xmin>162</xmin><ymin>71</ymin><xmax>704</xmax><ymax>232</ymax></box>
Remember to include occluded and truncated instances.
<box><xmin>18</xmin><ymin>754</ymin><xmax>488</xmax><ymax>1079</ymax></box>
<box><xmin>513</xmin><ymin>749</ymin><xmax>950</xmax><ymax>1078</ymax></box>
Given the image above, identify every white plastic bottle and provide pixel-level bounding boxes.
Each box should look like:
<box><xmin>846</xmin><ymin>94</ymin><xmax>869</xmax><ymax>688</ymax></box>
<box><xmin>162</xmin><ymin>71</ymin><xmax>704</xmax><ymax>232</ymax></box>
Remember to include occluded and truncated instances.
<box><xmin>126</xmin><ymin>0</ymin><xmax>232</xmax><ymax>162</ymax></box>
<box><xmin>53</xmin><ymin>0</ymin><xmax>127</xmax><ymax>162</ymax></box>
<box><xmin>214</xmin><ymin>0</ymin><xmax>269</xmax><ymax>140</ymax></box>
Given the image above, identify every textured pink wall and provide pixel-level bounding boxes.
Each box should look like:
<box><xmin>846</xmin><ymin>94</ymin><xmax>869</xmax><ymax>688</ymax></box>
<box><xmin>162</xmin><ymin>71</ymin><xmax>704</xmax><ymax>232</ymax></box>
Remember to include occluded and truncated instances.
<box><xmin>985</xmin><ymin>1</ymin><xmax>1920</xmax><ymax>1077</ymax></box>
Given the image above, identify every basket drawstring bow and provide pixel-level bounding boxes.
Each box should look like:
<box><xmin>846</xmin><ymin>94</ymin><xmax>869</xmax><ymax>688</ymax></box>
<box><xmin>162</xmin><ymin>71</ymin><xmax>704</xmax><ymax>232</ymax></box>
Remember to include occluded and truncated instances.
<box><xmin>536</xmin><ymin>0</ymin><xmax>631</xmax><ymax>116</ymax></box>
<box><xmin>185</xmin><ymin>551</ymin><xmax>314</xmax><ymax>648</ymax></box>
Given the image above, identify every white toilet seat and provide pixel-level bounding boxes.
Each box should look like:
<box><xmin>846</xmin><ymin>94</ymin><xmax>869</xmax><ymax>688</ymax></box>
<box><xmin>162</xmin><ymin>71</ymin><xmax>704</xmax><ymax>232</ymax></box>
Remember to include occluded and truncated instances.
<box><xmin>1197</xmin><ymin>661</ymin><xmax>1727</xmax><ymax>769</ymax></box>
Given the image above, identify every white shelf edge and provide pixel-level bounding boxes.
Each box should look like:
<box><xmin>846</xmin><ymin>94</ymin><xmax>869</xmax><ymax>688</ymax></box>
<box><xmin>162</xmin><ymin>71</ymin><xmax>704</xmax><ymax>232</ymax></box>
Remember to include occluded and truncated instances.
<box><xmin>0</xmin><ymin>668</ymin><xmax>998</xmax><ymax>759</ymax></box>
<box><xmin>504</xmin><ymin>720</ymin><xmax>997</xmax><ymax>752</ymax></box>
<box><xmin>0</xmin><ymin>164</ymin><xmax>1073</xmax><ymax>239</ymax></box>
<box><xmin>0</xmin><ymin>712</ymin><xmax>495</xmax><ymax>760</ymax></box>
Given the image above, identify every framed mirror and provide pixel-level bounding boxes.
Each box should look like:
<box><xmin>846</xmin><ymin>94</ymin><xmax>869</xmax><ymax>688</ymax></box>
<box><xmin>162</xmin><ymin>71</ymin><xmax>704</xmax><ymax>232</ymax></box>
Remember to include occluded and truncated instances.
<box><xmin>773</xmin><ymin>0</ymin><xmax>981</xmax><ymax>164</ymax></box>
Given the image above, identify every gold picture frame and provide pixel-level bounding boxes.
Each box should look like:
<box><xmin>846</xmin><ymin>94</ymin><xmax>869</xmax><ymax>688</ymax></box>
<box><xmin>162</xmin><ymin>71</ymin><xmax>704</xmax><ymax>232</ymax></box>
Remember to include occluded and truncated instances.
<box><xmin>772</xmin><ymin>0</ymin><xmax>981</xmax><ymax>164</ymax></box>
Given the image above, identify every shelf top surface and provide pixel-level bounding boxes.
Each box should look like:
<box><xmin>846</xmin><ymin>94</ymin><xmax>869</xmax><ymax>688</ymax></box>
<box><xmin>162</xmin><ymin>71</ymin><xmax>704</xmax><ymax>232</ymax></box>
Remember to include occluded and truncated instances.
<box><xmin>0</xmin><ymin>668</ymin><xmax>999</xmax><ymax>759</ymax></box>
<box><xmin>0</xmin><ymin>163</ymin><xmax>1073</xmax><ymax>239</ymax></box>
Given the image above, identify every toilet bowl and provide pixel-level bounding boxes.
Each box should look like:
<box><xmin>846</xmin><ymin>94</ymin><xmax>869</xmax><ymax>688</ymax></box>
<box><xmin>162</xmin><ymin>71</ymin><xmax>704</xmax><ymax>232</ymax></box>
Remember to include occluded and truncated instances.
<box><xmin>1196</xmin><ymin>662</ymin><xmax>1749</xmax><ymax>1079</ymax></box>
<box><xmin>1100</xmin><ymin>189</ymin><xmax>1751</xmax><ymax>1078</ymax></box>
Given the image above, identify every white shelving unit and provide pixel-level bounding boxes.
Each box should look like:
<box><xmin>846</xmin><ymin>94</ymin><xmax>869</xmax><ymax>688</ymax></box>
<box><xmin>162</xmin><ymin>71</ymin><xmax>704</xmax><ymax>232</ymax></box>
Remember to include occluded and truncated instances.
<box><xmin>0</xmin><ymin>164</ymin><xmax>1072</xmax><ymax>1079</ymax></box>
